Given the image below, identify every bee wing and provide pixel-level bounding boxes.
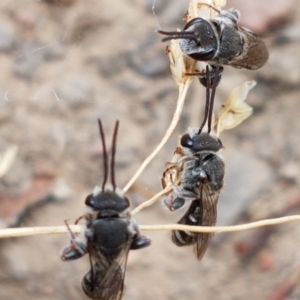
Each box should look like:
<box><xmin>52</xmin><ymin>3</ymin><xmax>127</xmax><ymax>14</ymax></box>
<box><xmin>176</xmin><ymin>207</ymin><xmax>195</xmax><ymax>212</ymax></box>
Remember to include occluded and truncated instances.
<box><xmin>172</xmin><ymin>199</ymin><xmax>202</xmax><ymax>246</ymax></box>
<box><xmin>193</xmin><ymin>183</ymin><xmax>220</xmax><ymax>260</ymax></box>
<box><xmin>231</xmin><ymin>29</ymin><xmax>269</xmax><ymax>70</ymax></box>
<box><xmin>82</xmin><ymin>241</ymin><xmax>131</xmax><ymax>300</ymax></box>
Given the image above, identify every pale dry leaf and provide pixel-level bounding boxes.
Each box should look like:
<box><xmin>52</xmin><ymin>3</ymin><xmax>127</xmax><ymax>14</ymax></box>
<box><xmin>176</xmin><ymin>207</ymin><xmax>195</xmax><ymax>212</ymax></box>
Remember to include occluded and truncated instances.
<box><xmin>167</xmin><ymin>40</ymin><xmax>196</xmax><ymax>86</ymax></box>
<box><xmin>186</xmin><ymin>0</ymin><xmax>226</xmax><ymax>22</ymax></box>
<box><xmin>213</xmin><ymin>0</ymin><xmax>226</xmax><ymax>9</ymax></box>
<box><xmin>215</xmin><ymin>80</ymin><xmax>256</xmax><ymax>136</ymax></box>
<box><xmin>0</xmin><ymin>145</ymin><xmax>18</xmax><ymax>178</ymax></box>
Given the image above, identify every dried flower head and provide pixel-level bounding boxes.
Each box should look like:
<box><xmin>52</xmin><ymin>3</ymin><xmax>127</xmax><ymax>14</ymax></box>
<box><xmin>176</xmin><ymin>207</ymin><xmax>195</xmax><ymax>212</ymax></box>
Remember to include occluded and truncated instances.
<box><xmin>215</xmin><ymin>80</ymin><xmax>256</xmax><ymax>136</ymax></box>
<box><xmin>166</xmin><ymin>42</ymin><xmax>196</xmax><ymax>86</ymax></box>
<box><xmin>186</xmin><ymin>0</ymin><xmax>226</xmax><ymax>22</ymax></box>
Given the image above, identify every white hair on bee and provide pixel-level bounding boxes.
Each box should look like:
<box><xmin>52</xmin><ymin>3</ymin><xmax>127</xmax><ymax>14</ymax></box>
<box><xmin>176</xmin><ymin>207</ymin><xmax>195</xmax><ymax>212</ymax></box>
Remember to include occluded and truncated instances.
<box><xmin>92</xmin><ymin>185</ymin><xmax>102</xmax><ymax>197</ymax></box>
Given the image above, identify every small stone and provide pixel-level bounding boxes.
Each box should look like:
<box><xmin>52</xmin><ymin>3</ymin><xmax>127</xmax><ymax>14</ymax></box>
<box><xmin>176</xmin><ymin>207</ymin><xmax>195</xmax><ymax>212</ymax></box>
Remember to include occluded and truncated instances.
<box><xmin>13</xmin><ymin>41</ymin><xmax>45</xmax><ymax>80</ymax></box>
<box><xmin>0</xmin><ymin>157</ymin><xmax>32</xmax><ymax>195</ymax></box>
<box><xmin>128</xmin><ymin>34</ymin><xmax>169</xmax><ymax>78</ymax></box>
<box><xmin>44</xmin><ymin>0</ymin><xmax>77</xmax><ymax>5</ymax></box>
<box><xmin>13</xmin><ymin>9</ymin><xmax>37</xmax><ymax>29</ymax></box>
<box><xmin>258</xmin><ymin>250</ymin><xmax>274</xmax><ymax>271</ymax></box>
<box><xmin>0</xmin><ymin>89</ymin><xmax>14</xmax><ymax>122</ymax></box>
<box><xmin>279</xmin><ymin>163</ymin><xmax>300</xmax><ymax>183</ymax></box>
<box><xmin>159</xmin><ymin>1</ymin><xmax>189</xmax><ymax>26</ymax></box>
<box><xmin>43</xmin><ymin>44</ymin><xmax>66</xmax><ymax>61</ymax></box>
<box><xmin>227</xmin><ymin>0</ymin><xmax>297</xmax><ymax>34</ymax></box>
<box><xmin>217</xmin><ymin>148</ymin><xmax>273</xmax><ymax>225</ymax></box>
<box><xmin>67</xmin><ymin>13</ymin><xmax>109</xmax><ymax>42</ymax></box>
<box><xmin>0</xmin><ymin>25</ymin><xmax>16</xmax><ymax>52</ymax></box>
<box><xmin>95</xmin><ymin>53</ymin><xmax>129</xmax><ymax>78</ymax></box>
<box><xmin>56</xmin><ymin>75</ymin><xmax>95</xmax><ymax>108</ymax></box>
<box><xmin>144</xmin><ymin>0</ymin><xmax>168</xmax><ymax>13</ymax></box>
<box><xmin>51</xmin><ymin>178</ymin><xmax>73</xmax><ymax>201</ymax></box>
<box><xmin>261</xmin><ymin>43</ymin><xmax>300</xmax><ymax>86</ymax></box>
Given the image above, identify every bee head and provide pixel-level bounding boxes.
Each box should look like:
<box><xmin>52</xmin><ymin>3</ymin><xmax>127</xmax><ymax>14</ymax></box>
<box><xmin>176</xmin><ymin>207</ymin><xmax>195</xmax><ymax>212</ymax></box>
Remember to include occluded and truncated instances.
<box><xmin>85</xmin><ymin>189</ymin><xmax>130</xmax><ymax>215</ymax></box>
<box><xmin>181</xmin><ymin>132</ymin><xmax>222</xmax><ymax>152</ymax></box>
<box><xmin>180</xmin><ymin>18</ymin><xmax>218</xmax><ymax>61</ymax></box>
<box><xmin>158</xmin><ymin>18</ymin><xmax>218</xmax><ymax>61</ymax></box>
<box><xmin>84</xmin><ymin>120</ymin><xmax>130</xmax><ymax>216</ymax></box>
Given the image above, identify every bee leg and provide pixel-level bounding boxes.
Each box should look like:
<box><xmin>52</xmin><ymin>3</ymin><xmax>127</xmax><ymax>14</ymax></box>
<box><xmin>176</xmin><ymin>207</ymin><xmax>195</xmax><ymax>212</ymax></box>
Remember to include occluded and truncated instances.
<box><xmin>74</xmin><ymin>214</ymin><xmax>85</xmax><ymax>224</ymax></box>
<box><xmin>172</xmin><ymin>230</ymin><xmax>194</xmax><ymax>247</ymax></box>
<box><xmin>198</xmin><ymin>65</ymin><xmax>223</xmax><ymax>88</ymax></box>
<box><xmin>163</xmin><ymin>194</ymin><xmax>174</xmax><ymax>210</ymax></box>
<box><xmin>131</xmin><ymin>235</ymin><xmax>151</xmax><ymax>250</ymax></box>
<box><xmin>130</xmin><ymin>220</ymin><xmax>151</xmax><ymax>250</ymax></box>
<box><xmin>163</xmin><ymin>193</ymin><xmax>185</xmax><ymax>211</ymax></box>
<box><xmin>172</xmin><ymin>183</ymin><xmax>198</xmax><ymax>200</ymax></box>
<box><xmin>60</xmin><ymin>220</ymin><xmax>87</xmax><ymax>261</ymax></box>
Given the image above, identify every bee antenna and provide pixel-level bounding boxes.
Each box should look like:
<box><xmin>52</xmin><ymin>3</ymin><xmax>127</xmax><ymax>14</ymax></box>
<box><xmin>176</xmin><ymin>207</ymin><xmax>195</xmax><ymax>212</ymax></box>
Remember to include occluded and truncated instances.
<box><xmin>158</xmin><ymin>30</ymin><xmax>198</xmax><ymax>43</ymax></box>
<box><xmin>207</xmin><ymin>66</ymin><xmax>221</xmax><ymax>134</ymax></box>
<box><xmin>98</xmin><ymin>119</ymin><xmax>108</xmax><ymax>191</ymax></box>
<box><xmin>197</xmin><ymin>66</ymin><xmax>222</xmax><ymax>134</ymax></box>
<box><xmin>198</xmin><ymin>66</ymin><xmax>211</xmax><ymax>134</ymax></box>
<box><xmin>162</xmin><ymin>36</ymin><xmax>199</xmax><ymax>43</ymax></box>
<box><xmin>110</xmin><ymin>120</ymin><xmax>119</xmax><ymax>191</ymax></box>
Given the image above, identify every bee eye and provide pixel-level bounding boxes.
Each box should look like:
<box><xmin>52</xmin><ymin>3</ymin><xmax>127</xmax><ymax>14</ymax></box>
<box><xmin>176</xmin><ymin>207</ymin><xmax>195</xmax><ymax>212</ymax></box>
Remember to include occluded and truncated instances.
<box><xmin>217</xmin><ymin>138</ymin><xmax>223</xmax><ymax>148</ymax></box>
<box><xmin>85</xmin><ymin>194</ymin><xmax>94</xmax><ymax>207</ymax></box>
<box><xmin>181</xmin><ymin>134</ymin><xmax>194</xmax><ymax>148</ymax></box>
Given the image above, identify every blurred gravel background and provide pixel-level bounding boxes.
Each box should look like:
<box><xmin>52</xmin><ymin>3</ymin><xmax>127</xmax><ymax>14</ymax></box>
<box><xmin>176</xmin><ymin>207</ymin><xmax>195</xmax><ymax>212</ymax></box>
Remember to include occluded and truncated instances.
<box><xmin>0</xmin><ymin>0</ymin><xmax>300</xmax><ymax>299</ymax></box>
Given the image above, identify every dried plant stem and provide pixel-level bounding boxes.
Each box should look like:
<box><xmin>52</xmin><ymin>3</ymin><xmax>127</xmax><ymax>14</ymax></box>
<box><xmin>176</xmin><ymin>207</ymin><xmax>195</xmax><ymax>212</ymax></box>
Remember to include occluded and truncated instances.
<box><xmin>0</xmin><ymin>225</ymin><xmax>82</xmax><ymax>238</ymax></box>
<box><xmin>123</xmin><ymin>79</ymin><xmax>193</xmax><ymax>193</ymax></box>
<box><xmin>141</xmin><ymin>215</ymin><xmax>300</xmax><ymax>232</ymax></box>
<box><xmin>1</xmin><ymin>215</ymin><xmax>300</xmax><ymax>239</ymax></box>
<box><xmin>131</xmin><ymin>185</ymin><xmax>172</xmax><ymax>215</ymax></box>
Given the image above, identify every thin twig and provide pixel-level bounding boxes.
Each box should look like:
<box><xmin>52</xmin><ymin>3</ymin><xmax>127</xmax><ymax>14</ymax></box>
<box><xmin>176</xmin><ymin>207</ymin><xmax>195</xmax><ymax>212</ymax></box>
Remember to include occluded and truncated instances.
<box><xmin>141</xmin><ymin>215</ymin><xmax>300</xmax><ymax>232</ymax></box>
<box><xmin>131</xmin><ymin>185</ymin><xmax>172</xmax><ymax>215</ymax></box>
<box><xmin>1</xmin><ymin>215</ymin><xmax>300</xmax><ymax>239</ymax></box>
<box><xmin>0</xmin><ymin>225</ymin><xmax>82</xmax><ymax>238</ymax></box>
<box><xmin>123</xmin><ymin>79</ymin><xmax>193</xmax><ymax>193</ymax></box>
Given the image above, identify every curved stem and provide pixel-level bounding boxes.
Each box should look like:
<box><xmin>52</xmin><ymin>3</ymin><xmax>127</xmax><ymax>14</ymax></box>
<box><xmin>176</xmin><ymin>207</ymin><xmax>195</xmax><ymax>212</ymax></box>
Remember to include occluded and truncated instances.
<box><xmin>1</xmin><ymin>215</ymin><xmax>300</xmax><ymax>239</ymax></box>
<box><xmin>140</xmin><ymin>215</ymin><xmax>300</xmax><ymax>232</ymax></box>
<box><xmin>122</xmin><ymin>79</ymin><xmax>193</xmax><ymax>193</ymax></box>
<box><xmin>131</xmin><ymin>185</ymin><xmax>173</xmax><ymax>215</ymax></box>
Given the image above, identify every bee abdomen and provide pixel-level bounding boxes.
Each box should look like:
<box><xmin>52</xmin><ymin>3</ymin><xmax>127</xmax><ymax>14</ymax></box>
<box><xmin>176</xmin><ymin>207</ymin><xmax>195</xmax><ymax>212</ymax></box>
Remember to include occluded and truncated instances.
<box><xmin>172</xmin><ymin>230</ymin><xmax>195</xmax><ymax>246</ymax></box>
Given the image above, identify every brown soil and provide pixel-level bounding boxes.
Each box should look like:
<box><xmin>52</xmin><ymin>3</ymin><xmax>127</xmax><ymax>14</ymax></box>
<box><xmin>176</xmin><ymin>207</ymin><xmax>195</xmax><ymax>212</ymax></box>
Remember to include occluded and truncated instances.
<box><xmin>1</xmin><ymin>1</ymin><xmax>300</xmax><ymax>299</ymax></box>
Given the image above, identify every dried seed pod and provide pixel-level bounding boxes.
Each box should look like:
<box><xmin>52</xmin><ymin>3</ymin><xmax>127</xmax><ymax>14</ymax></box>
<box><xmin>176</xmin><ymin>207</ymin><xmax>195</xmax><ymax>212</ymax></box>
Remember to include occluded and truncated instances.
<box><xmin>214</xmin><ymin>80</ymin><xmax>256</xmax><ymax>136</ymax></box>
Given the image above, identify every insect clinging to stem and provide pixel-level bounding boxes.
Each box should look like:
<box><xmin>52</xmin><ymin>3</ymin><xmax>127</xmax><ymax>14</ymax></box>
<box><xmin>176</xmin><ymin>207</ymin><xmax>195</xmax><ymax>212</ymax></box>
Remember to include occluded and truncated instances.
<box><xmin>158</xmin><ymin>5</ymin><xmax>269</xmax><ymax>84</ymax></box>
<box><xmin>162</xmin><ymin>66</ymin><xmax>225</xmax><ymax>260</ymax></box>
<box><xmin>61</xmin><ymin>119</ymin><xmax>151</xmax><ymax>300</ymax></box>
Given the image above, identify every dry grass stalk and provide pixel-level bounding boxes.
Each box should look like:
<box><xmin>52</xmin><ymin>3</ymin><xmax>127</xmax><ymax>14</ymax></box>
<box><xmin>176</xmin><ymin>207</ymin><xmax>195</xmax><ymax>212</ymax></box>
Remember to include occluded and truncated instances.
<box><xmin>123</xmin><ymin>78</ymin><xmax>193</xmax><ymax>193</ymax></box>
<box><xmin>2</xmin><ymin>215</ymin><xmax>300</xmax><ymax>239</ymax></box>
<box><xmin>131</xmin><ymin>185</ymin><xmax>173</xmax><ymax>215</ymax></box>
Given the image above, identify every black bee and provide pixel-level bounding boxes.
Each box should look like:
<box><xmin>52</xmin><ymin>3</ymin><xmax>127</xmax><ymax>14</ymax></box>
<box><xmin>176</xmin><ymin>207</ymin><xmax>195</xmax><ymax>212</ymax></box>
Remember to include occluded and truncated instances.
<box><xmin>61</xmin><ymin>120</ymin><xmax>151</xmax><ymax>300</ymax></box>
<box><xmin>158</xmin><ymin>7</ymin><xmax>269</xmax><ymax>70</ymax></box>
<box><xmin>162</xmin><ymin>69</ymin><xmax>225</xmax><ymax>260</ymax></box>
<box><xmin>172</xmin><ymin>199</ymin><xmax>215</xmax><ymax>260</ymax></box>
